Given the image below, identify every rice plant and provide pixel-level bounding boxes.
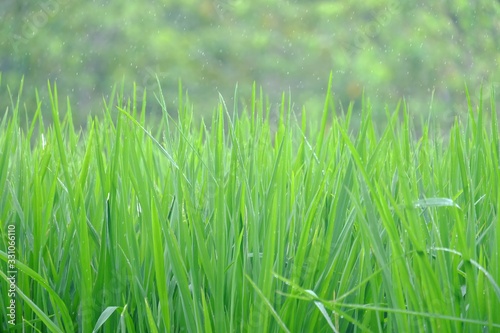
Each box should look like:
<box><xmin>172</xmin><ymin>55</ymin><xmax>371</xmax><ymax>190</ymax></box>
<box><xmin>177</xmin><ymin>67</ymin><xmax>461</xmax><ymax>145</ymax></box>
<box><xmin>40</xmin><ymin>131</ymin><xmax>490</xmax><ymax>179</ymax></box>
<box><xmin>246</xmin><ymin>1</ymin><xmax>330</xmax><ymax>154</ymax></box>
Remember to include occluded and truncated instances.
<box><xmin>0</xmin><ymin>79</ymin><xmax>498</xmax><ymax>332</ymax></box>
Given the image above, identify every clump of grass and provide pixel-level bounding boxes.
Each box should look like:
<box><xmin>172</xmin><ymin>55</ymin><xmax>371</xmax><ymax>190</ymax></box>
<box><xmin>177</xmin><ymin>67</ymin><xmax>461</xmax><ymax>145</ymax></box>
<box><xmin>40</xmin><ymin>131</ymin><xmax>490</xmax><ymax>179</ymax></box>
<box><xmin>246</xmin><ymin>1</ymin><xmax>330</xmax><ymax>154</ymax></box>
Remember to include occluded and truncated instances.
<box><xmin>0</xmin><ymin>78</ymin><xmax>499</xmax><ymax>332</ymax></box>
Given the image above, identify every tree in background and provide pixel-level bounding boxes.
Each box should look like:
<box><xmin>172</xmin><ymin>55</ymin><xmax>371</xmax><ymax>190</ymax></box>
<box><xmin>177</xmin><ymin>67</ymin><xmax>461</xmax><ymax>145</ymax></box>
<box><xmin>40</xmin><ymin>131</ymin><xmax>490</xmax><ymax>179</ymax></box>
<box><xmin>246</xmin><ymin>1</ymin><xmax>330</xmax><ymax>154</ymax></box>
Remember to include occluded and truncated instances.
<box><xmin>0</xmin><ymin>0</ymin><xmax>498</xmax><ymax>128</ymax></box>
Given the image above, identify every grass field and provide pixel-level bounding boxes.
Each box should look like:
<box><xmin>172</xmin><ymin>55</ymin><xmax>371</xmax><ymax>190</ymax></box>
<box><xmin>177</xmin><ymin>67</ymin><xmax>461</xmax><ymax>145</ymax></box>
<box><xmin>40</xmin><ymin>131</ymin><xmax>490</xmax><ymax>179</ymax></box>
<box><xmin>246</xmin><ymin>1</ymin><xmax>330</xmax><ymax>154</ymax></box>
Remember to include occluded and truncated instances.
<box><xmin>0</xmin><ymin>78</ymin><xmax>499</xmax><ymax>332</ymax></box>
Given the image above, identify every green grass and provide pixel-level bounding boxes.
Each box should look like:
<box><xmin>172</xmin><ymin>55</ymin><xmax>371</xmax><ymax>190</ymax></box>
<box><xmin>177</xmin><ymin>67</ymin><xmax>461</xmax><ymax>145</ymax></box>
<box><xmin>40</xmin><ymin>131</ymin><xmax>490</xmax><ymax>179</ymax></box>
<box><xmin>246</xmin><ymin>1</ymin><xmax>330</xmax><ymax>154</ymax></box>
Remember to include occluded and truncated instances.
<box><xmin>0</xmin><ymin>78</ymin><xmax>499</xmax><ymax>332</ymax></box>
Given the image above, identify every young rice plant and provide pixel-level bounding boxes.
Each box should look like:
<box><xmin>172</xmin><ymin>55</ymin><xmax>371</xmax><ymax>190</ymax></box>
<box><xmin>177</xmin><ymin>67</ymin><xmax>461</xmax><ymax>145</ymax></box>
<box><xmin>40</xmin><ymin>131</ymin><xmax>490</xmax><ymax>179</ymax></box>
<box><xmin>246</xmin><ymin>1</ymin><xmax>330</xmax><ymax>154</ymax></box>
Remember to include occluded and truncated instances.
<box><xmin>0</xmin><ymin>78</ymin><xmax>499</xmax><ymax>332</ymax></box>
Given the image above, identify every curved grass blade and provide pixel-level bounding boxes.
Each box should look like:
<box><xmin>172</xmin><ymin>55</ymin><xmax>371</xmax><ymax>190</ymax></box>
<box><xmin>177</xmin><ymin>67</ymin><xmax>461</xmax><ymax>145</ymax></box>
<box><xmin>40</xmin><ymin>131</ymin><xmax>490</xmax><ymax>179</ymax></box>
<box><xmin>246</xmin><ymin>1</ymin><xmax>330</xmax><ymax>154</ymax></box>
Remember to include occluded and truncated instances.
<box><xmin>0</xmin><ymin>251</ymin><xmax>74</xmax><ymax>332</ymax></box>
<box><xmin>412</xmin><ymin>198</ymin><xmax>461</xmax><ymax>209</ymax></box>
<box><xmin>0</xmin><ymin>270</ymin><xmax>64</xmax><ymax>333</ymax></box>
<box><xmin>92</xmin><ymin>306</ymin><xmax>120</xmax><ymax>333</ymax></box>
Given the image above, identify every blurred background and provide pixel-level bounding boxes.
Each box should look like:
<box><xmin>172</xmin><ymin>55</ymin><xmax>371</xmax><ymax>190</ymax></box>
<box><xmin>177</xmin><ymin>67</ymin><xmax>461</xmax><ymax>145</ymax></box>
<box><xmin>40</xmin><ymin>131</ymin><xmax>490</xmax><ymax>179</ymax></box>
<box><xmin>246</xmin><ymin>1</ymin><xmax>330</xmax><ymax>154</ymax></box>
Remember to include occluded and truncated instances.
<box><xmin>1</xmin><ymin>0</ymin><xmax>499</xmax><ymax>128</ymax></box>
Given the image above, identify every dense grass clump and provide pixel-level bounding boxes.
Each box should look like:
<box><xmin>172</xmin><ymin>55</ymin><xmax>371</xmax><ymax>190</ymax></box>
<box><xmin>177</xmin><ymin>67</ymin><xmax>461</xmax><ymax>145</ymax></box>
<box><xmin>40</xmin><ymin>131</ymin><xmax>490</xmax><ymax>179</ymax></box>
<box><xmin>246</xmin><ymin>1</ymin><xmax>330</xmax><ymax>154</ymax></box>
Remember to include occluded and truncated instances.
<box><xmin>0</xmin><ymin>80</ymin><xmax>499</xmax><ymax>332</ymax></box>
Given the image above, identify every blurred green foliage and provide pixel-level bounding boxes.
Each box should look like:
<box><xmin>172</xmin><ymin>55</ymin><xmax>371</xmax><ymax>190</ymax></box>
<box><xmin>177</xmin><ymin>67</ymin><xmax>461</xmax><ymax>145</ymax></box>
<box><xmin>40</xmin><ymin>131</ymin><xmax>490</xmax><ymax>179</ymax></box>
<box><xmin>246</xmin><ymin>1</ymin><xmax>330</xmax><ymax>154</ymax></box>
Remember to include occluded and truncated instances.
<box><xmin>1</xmin><ymin>0</ymin><xmax>499</xmax><ymax>126</ymax></box>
